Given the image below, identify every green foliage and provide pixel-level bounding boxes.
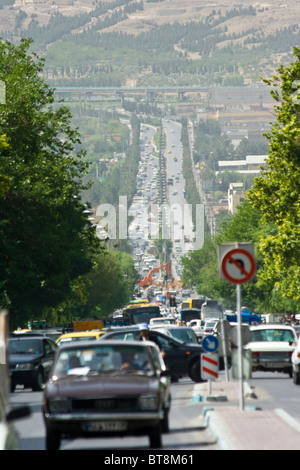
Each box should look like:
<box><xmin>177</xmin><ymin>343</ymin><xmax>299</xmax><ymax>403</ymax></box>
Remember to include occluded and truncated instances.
<box><xmin>59</xmin><ymin>249</ymin><xmax>138</xmax><ymax>320</ymax></box>
<box><xmin>82</xmin><ymin>114</ymin><xmax>140</xmax><ymax>210</ymax></box>
<box><xmin>0</xmin><ymin>39</ymin><xmax>100</xmax><ymax>328</ymax></box>
<box><xmin>181</xmin><ymin>201</ymin><xmax>268</xmax><ymax>311</ymax></box>
<box><xmin>248</xmin><ymin>47</ymin><xmax>300</xmax><ymax>301</ymax></box>
<box><xmin>182</xmin><ymin>48</ymin><xmax>300</xmax><ymax>313</ymax></box>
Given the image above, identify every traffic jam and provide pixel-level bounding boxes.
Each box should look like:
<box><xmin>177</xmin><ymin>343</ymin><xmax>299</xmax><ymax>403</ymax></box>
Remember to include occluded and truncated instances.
<box><xmin>2</xmin><ymin>282</ymin><xmax>300</xmax><ymax>450</ymax></box>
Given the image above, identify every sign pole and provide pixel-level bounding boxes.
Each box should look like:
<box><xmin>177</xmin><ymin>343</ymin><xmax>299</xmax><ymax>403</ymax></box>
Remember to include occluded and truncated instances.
<box><xmin>237</xmin><ymin>284</ymin><xmax>244</xmax><ymax>411</ymax></box>
<box><xmin>208</xmin><ymin>379</ymin><xmax>212</xmax><ymax>395</ymax></box>
<box><xmin>218</xmin><ymin>242</ymin><xmax>256</xmax><ymax>411</ymax></box>
<box><xmin>220</xmin><ymin>318</ymin><xmax>229</xmax><ymax>382</ymax></box>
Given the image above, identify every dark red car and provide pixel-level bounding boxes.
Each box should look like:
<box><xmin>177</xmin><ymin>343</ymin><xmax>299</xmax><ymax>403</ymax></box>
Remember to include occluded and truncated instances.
<box><xmin>43</xmin><ymin>340</ymin><xmax>171</xmax><ymax>450</ymax></box>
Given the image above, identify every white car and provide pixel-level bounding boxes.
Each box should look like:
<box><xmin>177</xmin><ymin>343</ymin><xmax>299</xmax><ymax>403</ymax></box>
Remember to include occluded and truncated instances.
<box><xmin>245</xmin><ymin>324</ymin><xmax>297</xmax><ymax>376</ymax></box>
<box><xmin>149</xmin><ymin>317</ymin><xmax>176</xmax><ymax>327</ymax></box>
<box><xmin>291</xmin><ymin>336</ymin><xmax>300</xmax><ymax>384</ymax></box>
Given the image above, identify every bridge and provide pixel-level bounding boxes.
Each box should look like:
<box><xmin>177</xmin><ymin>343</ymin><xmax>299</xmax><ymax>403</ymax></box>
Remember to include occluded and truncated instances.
<box><xmin>53</xmin><ymin>84</ymin><xmax>272</xmax><ymax>104</ymax></box>
<box><xmin>54</xmin><ymin>85</ymin><xmax>211</xmax><ymax>101</ymax></box>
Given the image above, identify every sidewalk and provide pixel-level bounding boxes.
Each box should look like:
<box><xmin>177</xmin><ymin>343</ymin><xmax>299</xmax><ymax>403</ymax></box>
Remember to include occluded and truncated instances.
<box><xmin>194</xmin><ymin>379</ymin><xmax>300</xmax><ymax>450</ymax></box>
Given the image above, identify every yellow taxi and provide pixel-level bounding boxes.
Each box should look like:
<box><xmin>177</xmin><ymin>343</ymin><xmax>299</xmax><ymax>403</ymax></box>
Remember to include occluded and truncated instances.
<box><xmin>56</xmin><ymin>331</ymin><xmax>106</xmax><ymax>347</ymax></box>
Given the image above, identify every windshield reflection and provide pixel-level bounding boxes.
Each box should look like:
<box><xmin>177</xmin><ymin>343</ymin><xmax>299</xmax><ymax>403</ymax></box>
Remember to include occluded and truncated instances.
<box><xmin>52</xmin><ymin>345</ymin><xmax>153</xmax><ymax>378</ymax></box>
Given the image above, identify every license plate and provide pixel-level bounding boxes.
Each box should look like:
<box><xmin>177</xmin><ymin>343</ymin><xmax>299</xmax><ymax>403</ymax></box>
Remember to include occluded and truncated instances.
<box><xmin>83</xmin><ymin>421</ymin><xmax>127</xmax><ymax>432</ymax></box>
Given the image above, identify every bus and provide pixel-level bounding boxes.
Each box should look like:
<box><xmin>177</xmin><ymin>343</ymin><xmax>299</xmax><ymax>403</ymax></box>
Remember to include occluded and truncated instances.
<box><xmin>122</xmin><ymin>306</ymin><xmax>161</xmax><ymax>325</ymax></box>
<box><xmin>180</xmin><ymin>309</ymin><xmax>201</xmax><ymax>324</ymax></box>
<box><xmin>182</xmin><ymin>297</ymin><xmax>206</xmax><ymax>311</ymax></box>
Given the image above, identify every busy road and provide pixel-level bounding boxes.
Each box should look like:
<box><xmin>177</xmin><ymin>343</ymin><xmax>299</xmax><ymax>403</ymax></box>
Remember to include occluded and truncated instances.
<box><xmin>10</xmin><ymin>378</ymin><xmax>218</xmax><ymax>450</ymax></box>
<box><xmin>129</xmin><ymin>119</ymin><xmax>194</xmax><ymax>285</ymax></box>
<box><xmin>10</xmin><ymin>369</ymin><xmax>300</xmax><ymax>450</ymax></box>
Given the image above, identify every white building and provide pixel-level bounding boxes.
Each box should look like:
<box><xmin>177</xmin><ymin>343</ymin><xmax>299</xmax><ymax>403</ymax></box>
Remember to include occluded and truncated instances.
<box><xmin>217</xmin><ymin>155</ymin><xmax>268</xmax><ymax>175</ymax></box>
<box><xmin>228</xmin><ymin>182</ymin><xmax>245</xmax><ymax>214</ymax></box>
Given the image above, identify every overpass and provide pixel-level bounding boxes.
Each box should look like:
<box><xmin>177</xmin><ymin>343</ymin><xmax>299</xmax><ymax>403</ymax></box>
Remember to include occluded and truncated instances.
<box><xmin>54</xmin><ymin>85</ymin><xmax>213</xmax><ymax>102</ymax></box>
<box><xmin>53</xmin><ymin>84</ymin><xmax>271</xmax><ymax>104</ymax></box>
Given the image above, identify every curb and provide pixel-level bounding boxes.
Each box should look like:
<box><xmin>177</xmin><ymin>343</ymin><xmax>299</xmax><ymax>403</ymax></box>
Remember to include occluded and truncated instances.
<box><xmin>192</xmin><ymin>380</ymin><xmax>255</xmax><ymax>403</ymax></box>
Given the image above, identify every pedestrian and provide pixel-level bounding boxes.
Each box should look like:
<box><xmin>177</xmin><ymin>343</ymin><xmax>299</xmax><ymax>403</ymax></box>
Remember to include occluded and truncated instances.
<box><xmin>138</xmin><ymin>323</ymin><xmax>150</xmax><ymax>341</ymax></box>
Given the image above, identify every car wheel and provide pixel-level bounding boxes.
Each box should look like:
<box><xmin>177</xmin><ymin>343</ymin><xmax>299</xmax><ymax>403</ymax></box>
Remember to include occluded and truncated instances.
<box><xmin>32</xmin><ymin>369</ymin><xmax>44</xmax><ymax>392</ymax></box>
<box><xmin>189</xmin><ymin>358</ymin><xmax>203</xmax><ymax>383</ymax></box>
<box><xmin>293</xmin><ymin>369</ymin><xmax>300</xmax><ymax>385</ymax></box>
<box><xmin>46</xmin><ymin>426</ymin><xmax>61</xmax><ymax>451</ymax></box>
<box><xmin>149</xmin><ymin>422</ymin><xmax>162</xmax><ymax>448</ymax></box>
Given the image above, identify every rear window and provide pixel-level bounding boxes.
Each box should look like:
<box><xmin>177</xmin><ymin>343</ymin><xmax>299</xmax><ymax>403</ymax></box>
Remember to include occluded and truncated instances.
<box><xmin>252</xmin><ymin>329</ymin><xmax>296</xmax><ymax>343</ymax></box>
<box><xmin>9</xmin><ymin>339</ymin><xmax>42</xmax><ymax>354</ymax></box>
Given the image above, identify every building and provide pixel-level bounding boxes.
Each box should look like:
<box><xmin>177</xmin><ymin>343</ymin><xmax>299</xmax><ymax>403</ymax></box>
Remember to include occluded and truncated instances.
<box><xmin>217</xmin><ymin>154</ymin><xmax>268</xmax><ymax>175</ymax></box>
<box><xmin>228</xmin><ymin>182</ymin><xmax>245</xmax><ymax>214</ymax></box>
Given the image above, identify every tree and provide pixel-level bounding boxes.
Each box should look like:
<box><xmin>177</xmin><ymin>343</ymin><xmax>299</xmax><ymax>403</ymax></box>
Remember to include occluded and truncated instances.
<box><xmin>0</xmin><ymin>39</ymin><xmax>99</xmax><ymax>328</ymax></box>
<box><xmin>69</xmin><ymin>250</ymin><xmax>137</xmax><ymax>318</ymax></box>
<box><xmin>247</xmin><ymin>47</ymin><xmax>300</xmax><ymax>301</ymax></box>
<box><xmin>181</xmin><ymin>200</ymin><xmax>277</xmax><ymax>312</ymax></box>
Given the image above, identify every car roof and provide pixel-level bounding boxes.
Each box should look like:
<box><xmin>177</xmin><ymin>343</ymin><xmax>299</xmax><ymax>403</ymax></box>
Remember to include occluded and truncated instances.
<box><xmin>154</xmin><ymin>325</ymin><xmax>192</xmax><ymax>330</ymax></box>
<box><xmin>57</xmin><ymin>331</ymin><xmax>104</xmax><ymax>338</ymax></box>
<box><xmin>57</xmin><ymin>339</ymin><xmax>157</xmax><ymax>351</ymax></box>
<box><xmin>10</xmin><ymin>332</ymin><xmax>45</xmax><ymax>337</ymax></box>
<box><xmin>9</xmin><ymin>334</ymin><xmax>45</xmax><ymax>340</ymax></box>
<box><xmin>250</xmin><ymin>324</ymin><xmax>296</xmax><ymax>330</ymax></box>
<box><xmin>100</xmin><ymin>327</ymin><xmax>184</xmax><ymax>344</ymax></box>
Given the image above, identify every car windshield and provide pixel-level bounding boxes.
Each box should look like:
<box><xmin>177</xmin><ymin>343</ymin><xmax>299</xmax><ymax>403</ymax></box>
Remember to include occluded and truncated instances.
<box><xmin>252</xmin><ymin>329</ymin><xmax>296</xmax><ymax>343</ymax></box>
<box><xmin>52</xmin><ymin>344</ymin><xmax>154</xmax><ymax>379</ymax></box>
<box><xmin>151</xmin><ymin>318</ymin><xmax>175</xmax><ymax>325</ymax></box>
<box><xmin>167</xmin><ymin>328</ymin><xmax>197</xmax><ymax>343</ymax></box>
<box><xmin>9</xmin><ymin>339</ymin><xmax>42</xmax><ymax>354</ymax></box>
<box><xmin>205</xmin><ymin>322</ymin><xmax>217</xmax><ymax>328</ymax></box>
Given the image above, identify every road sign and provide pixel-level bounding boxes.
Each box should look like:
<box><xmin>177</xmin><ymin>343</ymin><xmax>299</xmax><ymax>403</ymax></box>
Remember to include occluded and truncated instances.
<box><xmin>202</xmin><ymin>335</ymin><xmax>219</xmax><ymax>353</ymax></box>
<box><xmin>220</xmin><ymin>247</ymin><xmax>256</xmax><ymax>285</ymax></box>
<box><xmin>201</xmin><ymin>353</ymin><xmax>219</xmax><ymax>380</ymax></box>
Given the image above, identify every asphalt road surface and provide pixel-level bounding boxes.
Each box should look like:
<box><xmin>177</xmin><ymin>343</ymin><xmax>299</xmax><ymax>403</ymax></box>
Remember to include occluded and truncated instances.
<box><xmin>10</xmin><ymin>378</ymin><xmax>218</xmax><ymax>451</ymax></box>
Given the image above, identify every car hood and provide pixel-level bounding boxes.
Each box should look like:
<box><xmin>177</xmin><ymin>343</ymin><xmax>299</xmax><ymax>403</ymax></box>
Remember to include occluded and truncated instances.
<box><xmin>46</xmin><ymin>373</ymin><xmax>160</xmax><ymax>399</ymax></box>
<box><xmin>9</xmin><ymin>353</ymin><xmax>42</xmax><ymax>365</ymax></box>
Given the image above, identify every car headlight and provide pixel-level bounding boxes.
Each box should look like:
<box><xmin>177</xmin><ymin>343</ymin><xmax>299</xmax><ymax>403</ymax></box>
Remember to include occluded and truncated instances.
<box><xmin>48</xmin><ymin>399</ymin><xmax>70</xmax><ymax>413</ymax></box>
<box><xmin>16</xmin><ymin>363</ymin><xmax>33</xmax><ymax>370</ymax></box>
<box><xmin>139</xmin><ymin>395</ymin><xmax>158</xmax><ymax>410</ymax></box>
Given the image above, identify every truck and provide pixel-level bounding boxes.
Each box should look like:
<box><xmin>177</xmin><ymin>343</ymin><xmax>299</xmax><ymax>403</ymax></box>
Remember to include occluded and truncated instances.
<box><xmin>180</xmin><ymin>308</ymin><xmax>201</xmax><ymax>324</ymax></box>
<box><xmin>188</xmin><ymin>319</ymin><xmax>204</xmax><ymax>338</ymax></box>
<box><xmin>225</xmin><ymin>307</ymin><xmax>261</xmax><ymax>325</ymax></box>
<box><xmin>201</xmin><ymin>300</ymin><xmax>224</xmax><ymax>321</ymax></box>
<box><xmin>122</xmin><ymin>305</ymin><xmax>161</xmax><ymax>325</ymax></box>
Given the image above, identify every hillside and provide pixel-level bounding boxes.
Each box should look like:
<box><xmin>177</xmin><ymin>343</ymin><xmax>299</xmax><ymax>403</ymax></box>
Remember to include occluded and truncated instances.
<box><xmin>0</xmin><ymin>0</ymin><xmax>300</xmax><ymax>86</ymax></box>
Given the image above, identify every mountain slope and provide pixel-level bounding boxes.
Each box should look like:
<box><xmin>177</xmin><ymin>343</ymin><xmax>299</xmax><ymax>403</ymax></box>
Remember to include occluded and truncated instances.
<box><xmin>0</xmin><ymin>0</ymin><xmax>299</xmax><ymax>86</ymax></box>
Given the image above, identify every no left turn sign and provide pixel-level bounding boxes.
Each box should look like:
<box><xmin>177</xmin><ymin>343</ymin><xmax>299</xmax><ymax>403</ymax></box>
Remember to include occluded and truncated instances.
<box><xmin>220</xmin><ymin>247</ymin><xmax>256</xmax><ymax>284</ymax></box>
